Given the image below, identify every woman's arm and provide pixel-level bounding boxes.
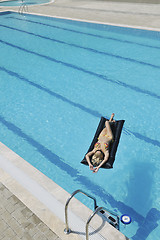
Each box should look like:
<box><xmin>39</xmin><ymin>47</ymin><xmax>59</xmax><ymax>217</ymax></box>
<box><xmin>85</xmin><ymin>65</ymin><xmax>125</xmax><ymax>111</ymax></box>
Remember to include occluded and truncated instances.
<box><xmin>86</xmin><ymin>149</ymin><xmax>95</xmax><ymax>170</ymax></box>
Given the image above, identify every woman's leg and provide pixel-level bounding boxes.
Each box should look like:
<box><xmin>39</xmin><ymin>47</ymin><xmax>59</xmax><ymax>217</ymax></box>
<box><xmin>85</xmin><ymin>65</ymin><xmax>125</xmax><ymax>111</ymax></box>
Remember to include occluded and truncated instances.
<box><xmin>99</xmin><ymin>113</ymin><xmax>115</xmax><ymax>137</ymax></box>
<box><xmin>105</xmin><ymin>119</ymin><xmax>114</xmax><ymax>139</ymax></box>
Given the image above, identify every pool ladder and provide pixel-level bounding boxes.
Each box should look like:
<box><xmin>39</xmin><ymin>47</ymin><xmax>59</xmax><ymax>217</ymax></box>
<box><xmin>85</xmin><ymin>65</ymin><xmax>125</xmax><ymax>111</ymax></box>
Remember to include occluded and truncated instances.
<box><xmin>18</xmin><ymin>0</ymin><xmax>28</xmax><ymax>14</ymax></box>
<box><xmin>64</xmin><ymin>189</ymin><xmax>120</xmax><ymax>240</ymax></box>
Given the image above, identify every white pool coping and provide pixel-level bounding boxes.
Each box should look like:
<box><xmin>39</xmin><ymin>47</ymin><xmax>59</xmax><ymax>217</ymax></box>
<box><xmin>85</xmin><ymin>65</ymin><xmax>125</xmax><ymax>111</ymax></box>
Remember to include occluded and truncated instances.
<box><xmin>0</xmin><ymin>142</ymin><xmax>129</xmax><ymax>240</ymax></box>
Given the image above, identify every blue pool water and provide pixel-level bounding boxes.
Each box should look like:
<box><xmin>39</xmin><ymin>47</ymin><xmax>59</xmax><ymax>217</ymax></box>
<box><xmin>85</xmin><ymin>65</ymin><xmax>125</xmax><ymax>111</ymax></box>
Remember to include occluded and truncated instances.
<box><xmin>0</xmin><ymin>0</ymin><xmax>52</xmax><ymax>6</ymax></box>
<box><xmin>0</xmin><ymin>11</ymin><xmax>160</xmax><ymax>240</ymax></box>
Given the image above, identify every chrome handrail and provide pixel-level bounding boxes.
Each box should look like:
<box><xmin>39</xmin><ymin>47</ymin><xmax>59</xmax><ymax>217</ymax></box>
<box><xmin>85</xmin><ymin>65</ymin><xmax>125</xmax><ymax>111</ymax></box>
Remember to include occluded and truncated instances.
<box><xmin>64</xmin><ymin>189</ymin><xmax>98</xmax><ymax>234</ymax></box>
<box><xmin>18</xmin><ymin>1</ymin><xmax>28</xmax><ymax>14</ymax></box>
<box><xmin>86</xmin><ymin>206</ymin><xmax>120</xmax><ymax>240</ymax></box>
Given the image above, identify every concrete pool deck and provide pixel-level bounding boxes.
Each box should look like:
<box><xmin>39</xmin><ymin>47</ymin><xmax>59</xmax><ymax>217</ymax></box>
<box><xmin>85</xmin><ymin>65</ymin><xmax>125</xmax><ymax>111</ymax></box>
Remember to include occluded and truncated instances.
<box><xmin>0</xmin><ymin>182</ymin><xmax>61</xmax><ymax>240</ymax></box>
<box><xmin>0</xmin><ymin>0</ymin><xmax>160</xmax><ymax>239</ymax></box>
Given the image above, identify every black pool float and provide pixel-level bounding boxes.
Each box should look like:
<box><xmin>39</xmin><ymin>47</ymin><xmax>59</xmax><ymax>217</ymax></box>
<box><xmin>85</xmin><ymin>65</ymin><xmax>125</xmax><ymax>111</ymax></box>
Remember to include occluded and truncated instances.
<box><xmin>81</xmin><ymin>117</ymin><xmax>125</xmax><ymax>169</ymax></box>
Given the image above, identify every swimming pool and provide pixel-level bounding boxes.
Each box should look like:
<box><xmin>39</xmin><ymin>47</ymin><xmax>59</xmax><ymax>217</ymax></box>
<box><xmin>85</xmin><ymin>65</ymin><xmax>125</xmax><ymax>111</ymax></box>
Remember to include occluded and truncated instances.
<box><xmin>0</xmin><ymin>11</ymin><xmax>160</xmax><ymax>240</ymax></box>
<box><xmin>0</xmin><ymin>0</ymin><xmax>53</xmax><ymax>7</ymax></box>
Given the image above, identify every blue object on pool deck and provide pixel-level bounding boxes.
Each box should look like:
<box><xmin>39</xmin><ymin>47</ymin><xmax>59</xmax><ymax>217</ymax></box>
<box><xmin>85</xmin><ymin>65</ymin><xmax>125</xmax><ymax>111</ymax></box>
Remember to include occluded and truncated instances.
<box><xmin>81</xmin><ymin>117</ymin><xmax>125</xmax><ymax>169</ymax></box>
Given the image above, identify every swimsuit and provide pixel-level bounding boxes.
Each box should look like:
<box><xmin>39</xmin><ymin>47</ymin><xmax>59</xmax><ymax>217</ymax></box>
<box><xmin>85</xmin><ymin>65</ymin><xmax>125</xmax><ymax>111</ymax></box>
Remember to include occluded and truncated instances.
<box><xmin>104</xmin><ymin>142</ymin><xmax>109</xmax><ymax>150</ymax></box>
<box><xmin>94</xmin><ymin>142</ymin><xmax>100</xmax><ymax>149</ymax></box>
<box><xmin>94</xmin><ymin>142</ymin><xmax>109</xmax><ymax>151</ymax></box>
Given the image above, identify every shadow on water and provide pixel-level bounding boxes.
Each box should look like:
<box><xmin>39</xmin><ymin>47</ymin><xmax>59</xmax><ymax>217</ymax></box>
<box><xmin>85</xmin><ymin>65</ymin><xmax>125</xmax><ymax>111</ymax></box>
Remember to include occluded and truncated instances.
<box><xmin>132</xmin><ymin>208</ymin><xmax>160</xmax><ymax>240</ymax></box>
<box><xmin>0</xmin><ymin>115</ymin><xmax>160</xmax><ymax>239</ymax></box>
<box><xmin>126</xmin><ymin>161</ymin><xmax>153</xmax><ymax>216</ymax></box>
<box><xmin>125</xmin><ymin>161</ymin><xmax>160</xmax><ymax>239</ymax></box>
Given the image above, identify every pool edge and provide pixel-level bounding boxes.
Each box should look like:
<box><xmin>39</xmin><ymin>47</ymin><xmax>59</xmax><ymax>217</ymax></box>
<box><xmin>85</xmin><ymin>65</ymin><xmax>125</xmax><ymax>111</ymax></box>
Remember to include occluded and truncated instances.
<box><xmin>0</xmin><ymin>9</ymin><xmax>160</xmax><ymax>32</ymax></box>
<box><xmin>0</xmin><ymin>142</ymin><xmax>129</xmax><ymax>240</ymax></box>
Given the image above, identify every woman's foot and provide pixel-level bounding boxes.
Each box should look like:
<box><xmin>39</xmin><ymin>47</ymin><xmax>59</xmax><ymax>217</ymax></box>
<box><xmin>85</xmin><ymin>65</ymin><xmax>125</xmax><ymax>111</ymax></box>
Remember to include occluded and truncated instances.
<box><xmin>109</xmin><ymin>113</ymin><xmax>115</xmax><ymax>122</ymax></box>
